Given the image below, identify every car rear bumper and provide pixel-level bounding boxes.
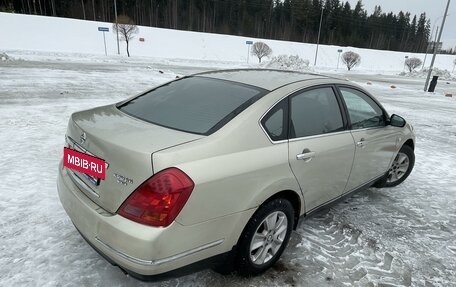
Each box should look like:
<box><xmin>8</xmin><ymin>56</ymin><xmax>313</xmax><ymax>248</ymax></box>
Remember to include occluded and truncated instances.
<box><xmin>57</xmin><ymin>161</ymin><xmax>255</xmax><ymax>275</ymax></box>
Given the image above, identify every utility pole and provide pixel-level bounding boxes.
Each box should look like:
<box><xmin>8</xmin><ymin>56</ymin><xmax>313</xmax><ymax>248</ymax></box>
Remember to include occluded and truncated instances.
<box><xmin>422</xmin><ymin>25</ymin><xmax>436</xmax><ymax>69</ymax></box>
<box><xmin>435</xmin><ymin>26</ymin><xmax>439</xmax><ymax>41</ymax></box>
<box><xmin>424</xmin><ymin>0</ymin><xmax>450</xmax><ymax>91</ymax></box>
<box><xmin>114</xmin><ymin>0</ymin><xmax>120</xmax><ymax>55</ymax></box>
<box><xmin>314</xmin><ymin>6</ymin><xmax>324</xmax><ymax>66</ymax></box>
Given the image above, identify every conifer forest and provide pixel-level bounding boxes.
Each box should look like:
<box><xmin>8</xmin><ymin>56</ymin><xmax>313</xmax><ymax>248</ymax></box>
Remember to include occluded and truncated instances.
<box><xmin>1</xmin><ymin>0</ymin><xmax>432</xmax><ymax>53</ymax></box>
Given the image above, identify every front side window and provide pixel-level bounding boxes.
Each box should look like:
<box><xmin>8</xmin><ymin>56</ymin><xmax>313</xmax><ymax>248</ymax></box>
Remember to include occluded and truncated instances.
<box><xmin>339</xmin><ymin>87</ymin><xmax>385</xmax><ymax>129</ymax></box>
<box><xmin>119</xmin><ymin>77</ymin><xmax>266</xmax><ymax>135</ymax></box>
<box><xmin>290</xmin><ymin>87</ymin><xmax>344</xmax><ymax>138</ymax></box>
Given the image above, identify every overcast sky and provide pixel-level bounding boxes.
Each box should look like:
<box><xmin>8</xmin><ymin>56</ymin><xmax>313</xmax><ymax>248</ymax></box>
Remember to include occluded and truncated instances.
<box><xmin>345</xmin><ymin>0</ymin><xmax>456</xmax><ymax>49</ymax></box>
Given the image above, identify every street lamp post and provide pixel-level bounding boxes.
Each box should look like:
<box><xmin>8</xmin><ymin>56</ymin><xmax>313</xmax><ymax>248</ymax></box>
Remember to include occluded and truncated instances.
<box><xmin>424</xmin><ymin>0</ymin><xmax>451</xmax><ymax>91</ymax></box>
<box><xmin>114</xmin><ymin>0</ymin><xmax>120</xmax><ymax>55</ymax></box>
<box><xmin>314</xmin><ymin>6</ymin><xmax>324</xmax><ymax>66</ymax></box>
<box><xmin>337</xmin><ymin>49</ymin><xmax>343</xmax><ymax>69</ymax></box>
<box><xmin>404</xmin><ymin>55</ymin><xmax>409</xmax><ymax>71</ymax></box>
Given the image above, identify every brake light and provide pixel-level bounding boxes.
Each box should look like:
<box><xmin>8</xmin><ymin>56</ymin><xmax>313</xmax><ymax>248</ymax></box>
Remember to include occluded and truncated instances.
<box><xmin>117</xmin><ymin>168</ymin><xmax>194</xmax><ymax>227</ymax></box>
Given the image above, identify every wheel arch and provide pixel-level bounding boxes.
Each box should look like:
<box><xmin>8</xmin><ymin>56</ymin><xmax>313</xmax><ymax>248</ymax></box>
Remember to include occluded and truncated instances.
<box><xmin>259</xmin><ymin>190</ymin><xmax>302</xmax><ymax>230</ymax></box>
<box><xmin>403</xmin><ymin>138</ymin><xmax>414</xmax><ymax>150</ymax></box>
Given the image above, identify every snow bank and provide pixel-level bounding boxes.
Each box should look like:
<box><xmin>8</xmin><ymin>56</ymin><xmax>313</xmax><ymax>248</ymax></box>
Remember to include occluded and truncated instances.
<box><xmin>0</xmin><ymin>52</ymin><xmax>11</xmax><ymax>61</ymax></box>
<box><xmin>399</xmin><ymin>68</ymin><xmax>456</xmax><ymax>81</ymax></box>
<box><xmin>266</xmin><ymin>55</ymin><xmax>311</xmax><ymax>71</ymax></box>
<box><xmin>1</xmin><ymin>12</ymin><xmax>456</xmax><ymax>72</ymax></box>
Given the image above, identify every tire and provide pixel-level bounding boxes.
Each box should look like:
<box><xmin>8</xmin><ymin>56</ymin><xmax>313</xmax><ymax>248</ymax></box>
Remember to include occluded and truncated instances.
<box><xmin>377</xmin><ymin>145</ymin><xmax>415</xmax><ymax>188</ymax></box>
<box><xmin>235</xmin><ymin>198</ymin><xmax>294</xmax><ymax>276</ymax></box>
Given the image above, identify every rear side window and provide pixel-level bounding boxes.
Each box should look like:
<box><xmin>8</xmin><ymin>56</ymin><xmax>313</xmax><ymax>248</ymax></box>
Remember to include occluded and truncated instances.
<box><xmin>118</xmin><ymin>77</ymin><xmax>266</xmax><ymax>135</ymax></box>
<box><xmin>290</xmin><ymin>87</ymin><xmax>344</xmax><ymax>138</ymax></box>
<box><xmin>261</xmin><ymin>99</ymin><xmax>288</xmax><ymax>141</ymax></box>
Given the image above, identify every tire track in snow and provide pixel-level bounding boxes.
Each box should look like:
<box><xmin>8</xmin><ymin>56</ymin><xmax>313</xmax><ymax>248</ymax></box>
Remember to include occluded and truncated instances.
<box><xmin>294</xmin><ymin>209</ymin><xmax>412</xmax><ymax>286</ymax></box>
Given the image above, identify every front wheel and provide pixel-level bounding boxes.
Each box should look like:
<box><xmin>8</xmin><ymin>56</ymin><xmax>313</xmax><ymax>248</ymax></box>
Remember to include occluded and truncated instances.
<box><xmin>378</xmin><ymin>145</ymin><xmax>415</xmax><ymax>188</ymax></box>
<box><xmin>235</xmin><ymin>198</ymin><xmax>294</xmax><ymax>276</ymax></box>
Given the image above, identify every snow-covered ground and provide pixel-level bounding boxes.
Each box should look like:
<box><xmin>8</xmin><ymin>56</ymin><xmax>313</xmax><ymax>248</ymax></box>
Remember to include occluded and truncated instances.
<box><xmin>1</xmin><ymin>52</ymin><xmax>456</xmax><ymax>287</ymax></box>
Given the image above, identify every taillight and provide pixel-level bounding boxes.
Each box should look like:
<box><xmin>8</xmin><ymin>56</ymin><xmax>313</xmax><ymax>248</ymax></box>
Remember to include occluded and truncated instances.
<box><xmin>117</xmin><ymin>168</ymin><xmax>194</xmax><ymax>227</ymax></box>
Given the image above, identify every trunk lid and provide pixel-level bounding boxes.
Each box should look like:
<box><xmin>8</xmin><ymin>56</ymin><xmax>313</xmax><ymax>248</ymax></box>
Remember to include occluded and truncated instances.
<box><xmin>65</xmin><ymin>104</ymin><xmax>202</xmax><ymax>213</ymax></box>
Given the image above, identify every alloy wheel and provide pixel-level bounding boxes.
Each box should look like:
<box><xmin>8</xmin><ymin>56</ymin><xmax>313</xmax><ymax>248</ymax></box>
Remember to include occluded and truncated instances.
<box><xmin>249</xmin><ymin>211</ymin><xmax>288</xmax><ymax>265</ymax></box>
<box><xmin>387</xmin><ymin>152</ymin><xmax>410</xmax><ymax>184</ymax></box>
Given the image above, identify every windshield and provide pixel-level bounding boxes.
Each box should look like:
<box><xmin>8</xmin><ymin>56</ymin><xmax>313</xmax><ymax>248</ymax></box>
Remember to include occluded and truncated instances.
<box><xmin>118</xmin><ymin>76</ymin><xmax>266</xmax><ymax>135</ymax></box>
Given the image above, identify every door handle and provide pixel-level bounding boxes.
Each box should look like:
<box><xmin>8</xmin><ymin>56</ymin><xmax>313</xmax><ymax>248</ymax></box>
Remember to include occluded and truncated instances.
<box><xmin>296</xmin><ymin>151</ymin><xmax>316</xmax><ymax>162</ymax></box>
<box><xmin>356</xmin><ymin>138</ymin><xmax>368</xmax><ymax>148</ymax></box>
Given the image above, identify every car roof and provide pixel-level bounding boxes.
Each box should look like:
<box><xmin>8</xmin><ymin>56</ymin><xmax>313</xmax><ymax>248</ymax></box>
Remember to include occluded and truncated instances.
<box><xmin>195</xmin><ymin>69</ymin><xmax>339</xmax><ymax>91</ymax></box>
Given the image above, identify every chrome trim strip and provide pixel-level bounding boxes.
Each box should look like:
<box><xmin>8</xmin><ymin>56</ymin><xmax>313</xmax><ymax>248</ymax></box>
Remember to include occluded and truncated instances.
<box><xmin>65</xmin><ymin>135</ymin><xmax>96</xmax><ymax>157</ymax></box>
<box><xmin>259</xmin><ymin>122</ymin><xmax>287</xmax><ymax>144</ymax></box>
<box><xmin>68</xmin><ymin>170</ymin><xmax>100</xmax><ymax>198</ymax></box>
<box><xmin>350</xmin><ymin>126</ymin><xmax>386</xmax><ymax>132</ymax></box>
<box><xmin>94</xmin><ymin>237</ymin><xmax>224</xmax><ymax>266</ymax></box>
<box><xmin>288</xmin><ymin>130</ymin><xmax>352</xmax><ymax>142</ymax></box>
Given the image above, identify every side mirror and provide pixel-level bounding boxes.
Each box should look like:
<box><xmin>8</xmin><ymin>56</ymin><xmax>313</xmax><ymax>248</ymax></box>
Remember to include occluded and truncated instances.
<box><xmin>389</xmin><ymin>114</ymin><xmax>406</xmax><ymax>127</ymax></box>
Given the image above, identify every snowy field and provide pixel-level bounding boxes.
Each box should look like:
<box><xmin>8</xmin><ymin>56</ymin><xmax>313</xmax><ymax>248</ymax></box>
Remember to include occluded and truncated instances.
<box><xmin>2</xmin><ymin>12</ymin><xmax>456</xmax><ymax>72</ymax></box>
<box><xmin>1</xmin><ymin>53</ymin><xmax>456</xmax><ymax>287</ymax></box>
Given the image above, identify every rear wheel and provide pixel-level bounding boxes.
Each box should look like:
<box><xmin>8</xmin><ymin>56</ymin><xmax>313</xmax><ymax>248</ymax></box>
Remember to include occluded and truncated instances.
<box><xmin>377</xmin><ymin>145</ymin><xmax>415</xmax><ymax>188</ymax></box>
<box><xmin>235</xmin><ymin>198</ymin><xmax>294</xmax><ymax>276</ymax></box>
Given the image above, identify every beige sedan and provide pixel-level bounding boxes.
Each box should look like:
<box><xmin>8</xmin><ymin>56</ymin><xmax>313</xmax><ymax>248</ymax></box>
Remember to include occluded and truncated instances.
<box><xmin>57</xmin><ymin>69</ymin><xmax>415</xmax><ymax>279</ymax></box>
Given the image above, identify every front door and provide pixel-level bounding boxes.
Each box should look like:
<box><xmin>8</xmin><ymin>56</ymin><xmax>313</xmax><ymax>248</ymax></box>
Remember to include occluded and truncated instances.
<box><xmin>338</xmin><ymin>86</ymin><xmax>399</xmax><ymax>192</ymax></box>
<box><xmin>287</xmin><ymin>86</ymin><xmax>355</xmax><ymax>212</ymax></box>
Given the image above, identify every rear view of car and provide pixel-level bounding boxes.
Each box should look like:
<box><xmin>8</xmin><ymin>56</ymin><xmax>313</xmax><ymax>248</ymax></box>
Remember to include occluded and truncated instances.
<box><xmin>57</xmin><ymin>73</ymin><xmax>272</xmax><ymax>276</ymax></box>
<box><xmin>58</xmin><ymin>69</ymin><xmax>415</xmax><ymax>279</ymax></box>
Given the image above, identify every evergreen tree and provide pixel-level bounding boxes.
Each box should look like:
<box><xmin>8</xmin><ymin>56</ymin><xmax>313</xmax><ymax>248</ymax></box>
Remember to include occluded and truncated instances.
<box><xmin>0</xmin><ymin>0</ymin><xmax>438</xmax><ymax>53</ymax></box>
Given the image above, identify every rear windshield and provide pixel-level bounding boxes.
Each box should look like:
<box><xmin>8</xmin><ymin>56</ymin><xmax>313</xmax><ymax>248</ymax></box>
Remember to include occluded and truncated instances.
<box><xmin>118</xmin><ymin>76</ymin><xmax>266</xmax><ymax>135</ymax></box>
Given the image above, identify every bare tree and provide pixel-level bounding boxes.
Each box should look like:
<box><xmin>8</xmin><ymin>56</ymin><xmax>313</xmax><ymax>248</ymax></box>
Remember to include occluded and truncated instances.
<box><xmin>405</xmin><ymin>57</ymin><xmax>423</xmax><ymax>72</ymax></box>
<box><xmin>113</xmin><ymin>15</ymin><xmax>139</xmax><ymax>57</ymax></box>
<box><xmin>251</xmin><ymin>42</ymin><xmax>272</xmax><ymax>63</ymax></box>
<box><xmin>453</xmin><ymin>58</ymin><xmax>456</xmax><ymax>73</ymax></box>
<box><xmin>342</xmin><ymin>51</ymin><xmax>361</xmax><ymax>71</ymax></box>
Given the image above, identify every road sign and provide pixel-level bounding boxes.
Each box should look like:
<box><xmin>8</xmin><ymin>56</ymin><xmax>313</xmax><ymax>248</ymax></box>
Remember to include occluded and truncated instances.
<box><xmin>246</xmin><ymin>41</ymin><xmax>253</xmax><ymax>63</ymax></box>
<box><xmin>337</xmin><ymin>49</ymin><xmax>343</xmax><ymax>69</ymax></box>
<box><xmin>98</xmin><ymin>27</ymin><xmax>109</xmax><ymax>56</ymax></box>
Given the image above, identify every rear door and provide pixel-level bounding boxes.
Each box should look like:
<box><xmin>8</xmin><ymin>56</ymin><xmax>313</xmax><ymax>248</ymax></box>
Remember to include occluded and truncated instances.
<box><xmin>287</xmin><ymin>86</ymin><xmax>355</xmax><ymax>212</ymax></box>
<box><xmin>337</xmin><ymin>86</ymin><xmax>399</xmax><ymax>193</ymax></box>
